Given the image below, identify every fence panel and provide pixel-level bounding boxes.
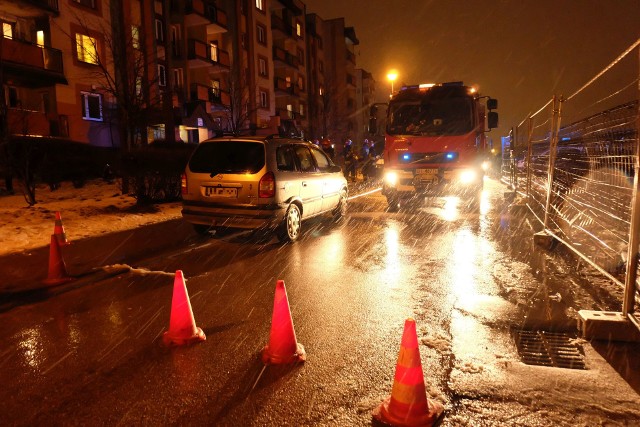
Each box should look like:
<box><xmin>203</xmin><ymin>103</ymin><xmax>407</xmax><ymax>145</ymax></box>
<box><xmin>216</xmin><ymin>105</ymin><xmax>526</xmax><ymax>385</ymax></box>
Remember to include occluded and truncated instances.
<box><xmin>501</xmin><ymin>39</ymin><xmax>639</xmax><ymax>327</ymax></box>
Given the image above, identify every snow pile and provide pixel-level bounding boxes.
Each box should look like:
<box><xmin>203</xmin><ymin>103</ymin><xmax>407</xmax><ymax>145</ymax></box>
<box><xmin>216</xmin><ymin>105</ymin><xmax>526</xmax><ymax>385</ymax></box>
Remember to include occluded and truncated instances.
<box><xmin>0</xmin><ymin>179</ymin><xmax>182</xmax><ymax>257</ymax></box>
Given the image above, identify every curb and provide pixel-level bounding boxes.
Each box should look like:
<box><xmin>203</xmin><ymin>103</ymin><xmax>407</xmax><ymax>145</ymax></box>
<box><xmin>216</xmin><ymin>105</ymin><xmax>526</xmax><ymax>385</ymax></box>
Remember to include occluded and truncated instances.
<box><xmin>0</xmin><ymin>218</ymin><xmax>195</xmax><ymax>296</ymax></box>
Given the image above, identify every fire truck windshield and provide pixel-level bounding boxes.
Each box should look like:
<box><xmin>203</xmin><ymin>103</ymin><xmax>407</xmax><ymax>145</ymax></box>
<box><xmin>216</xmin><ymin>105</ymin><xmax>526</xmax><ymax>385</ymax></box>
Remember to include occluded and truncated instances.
<box><xmin>387</xmin><ymin>96</ymin><xmax>475</xmax><ymax>136</ymax></box>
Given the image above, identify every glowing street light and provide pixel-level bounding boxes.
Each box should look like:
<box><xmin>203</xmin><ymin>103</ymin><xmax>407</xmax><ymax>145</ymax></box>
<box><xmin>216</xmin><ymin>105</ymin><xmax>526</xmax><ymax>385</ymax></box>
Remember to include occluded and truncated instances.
<box><xmin>387</xmin><ymin>70</ymin><xmax>398</xmax><ymax>96</ymax></box>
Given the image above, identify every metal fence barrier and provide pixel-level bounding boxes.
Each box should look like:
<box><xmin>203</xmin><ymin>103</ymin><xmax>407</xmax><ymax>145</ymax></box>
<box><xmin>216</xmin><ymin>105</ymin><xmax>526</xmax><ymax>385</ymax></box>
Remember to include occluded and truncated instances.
<box><xmin>502</xmin><ymin>39</ymin><xmax>640</xmax><ymax>333</ymax></box>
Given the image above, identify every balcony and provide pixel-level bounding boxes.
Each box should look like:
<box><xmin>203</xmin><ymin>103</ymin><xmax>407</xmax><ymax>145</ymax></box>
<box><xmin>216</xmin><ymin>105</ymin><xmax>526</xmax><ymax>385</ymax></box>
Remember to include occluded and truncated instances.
<box><xmin>274</xmin><ymin>77</ymin><xmax>298</xmax><ymax>97</ymax></box>
<box><xmin>272</xmin><ymin>46</ymin><xmax>298</xmax><ymax>69</ymax></box>
<box><xmin>276</xmin><ymin>108</ymin><xmax>298</xmax><ymax>120</ymax></box>
<box><xmin>190</xmin><ymin>83</ymin><xmax>230</xmax><ymax>109</ymax></box>
<box><xmin>4</xmin><ymin>0</ymin><xmax>59</xmax><ymax>16</ymax></box>
<box><xmin>346</xmin><ymin>50</ymin><xmax>355</xmax><ymax>64</ymax></box>
<box><xmin>7</xmin><ymin>107</ymin><xmax>51</xmax><ymax>136</ymax></box>
<box><xmin>190</xmin><ymin>83</ymin><xmax>212</xmax><ymax>103</ymax></box>
<box><xmin>183</xmin><ymin>0</ymin><xmax>227</xmax><ymax>33</ymax></box>
<box><xmin>187</xmin><ymin>39</ymin><xmax>230</xmax><ymax>71</ymax></box>
<box><xmin>209</xmin><ymin>89</ymin><xmax>230</xmax><ymax>107</ymax></box>
<box><xmin>187</xmin><ymin>39</ymin><xmax>211</xmax><ymax>68</ymax></box>
<box><xmin>206</xmin><ymin>6</ymin><xmax>228</xmax><ymax>34</ymax></box>
<box><xmin>1</xmin><ymin>37</ymin><xmax>66</xmax><ymax>87</ymax></box>
<box><xmin>271</xmin><ymin>0</ymin><xmax>304</xmax><ymax>16</ymax></box>
<box><xmin>271</xmin><ymin>14</ymin><xmax>293</xmax><ymax>38</ymax></box>
<box><xmin>210</xmin><ymin>48</ymin><xmax>230</xmax><ymax>72</ymax></box>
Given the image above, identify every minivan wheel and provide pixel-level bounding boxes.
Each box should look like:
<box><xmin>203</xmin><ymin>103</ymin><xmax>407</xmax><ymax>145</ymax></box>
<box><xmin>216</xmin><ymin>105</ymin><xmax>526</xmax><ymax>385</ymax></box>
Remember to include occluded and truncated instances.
<box><xmin>277</xmin><ymin>203</ymin><xmax>302</xmax><ymax>242</ymax></box>
<box><xmin>332</xmin><ymin>189</ymin><xmax>348</xmax><ymax>220</ymax></box>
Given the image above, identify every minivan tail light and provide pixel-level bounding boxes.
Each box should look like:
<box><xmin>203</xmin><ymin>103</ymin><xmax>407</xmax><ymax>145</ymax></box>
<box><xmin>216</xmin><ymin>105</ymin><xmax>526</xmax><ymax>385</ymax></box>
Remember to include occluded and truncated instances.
<box><xmin>259</xmin><ymin>172</ymin><xmax>276</xmax><ymax>198</ymax></box>
<box><xmin>181</xmin><ymin>173</ymin><xmax>188</xmax><ymax>195</ymax></box>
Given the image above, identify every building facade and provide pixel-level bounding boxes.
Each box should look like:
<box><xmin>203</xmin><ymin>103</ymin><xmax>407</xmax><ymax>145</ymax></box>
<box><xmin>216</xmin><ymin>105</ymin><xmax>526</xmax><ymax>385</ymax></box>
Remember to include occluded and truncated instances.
<box><xmin>0</xmin><ymin>0</ymin><xmax>370</xmax><ymax>150</ymax></box>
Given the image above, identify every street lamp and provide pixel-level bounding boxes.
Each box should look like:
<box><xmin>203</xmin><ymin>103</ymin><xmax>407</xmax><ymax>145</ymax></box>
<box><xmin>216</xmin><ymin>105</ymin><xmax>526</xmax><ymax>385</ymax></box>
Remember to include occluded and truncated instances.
<box><xmin>387</xmin><ymin>71</ymin><xmax>398</xmax><ymax>97</ymax></box>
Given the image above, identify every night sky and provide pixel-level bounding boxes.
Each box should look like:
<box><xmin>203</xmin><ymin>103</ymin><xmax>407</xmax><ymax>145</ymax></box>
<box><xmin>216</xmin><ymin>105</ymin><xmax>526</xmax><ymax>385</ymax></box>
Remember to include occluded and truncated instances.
<box><xmin>303</xmin><ymin>0</ymin><xmax>640</xmax><ymax>139</ymax></box>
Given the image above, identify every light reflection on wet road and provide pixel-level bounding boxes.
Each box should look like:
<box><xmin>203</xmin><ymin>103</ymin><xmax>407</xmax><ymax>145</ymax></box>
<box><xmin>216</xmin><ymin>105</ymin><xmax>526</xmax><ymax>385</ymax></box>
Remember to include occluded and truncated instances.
<box><xmin>0</xmin><ymin>178</ymin><xmax>607</xmax><ymax>425</ymax></box>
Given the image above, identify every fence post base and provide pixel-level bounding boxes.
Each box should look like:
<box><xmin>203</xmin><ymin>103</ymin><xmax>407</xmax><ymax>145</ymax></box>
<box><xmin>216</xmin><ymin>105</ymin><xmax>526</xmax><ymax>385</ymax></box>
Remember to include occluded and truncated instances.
<box><xmin>533</xmin><ymin>230</ymin><xmax>556</xmax><ymax>250</ymax></box>
<box><xmin>578</xmin><ymin>310</ymin><xmax>640</xmax><ymax>342</ymax></box>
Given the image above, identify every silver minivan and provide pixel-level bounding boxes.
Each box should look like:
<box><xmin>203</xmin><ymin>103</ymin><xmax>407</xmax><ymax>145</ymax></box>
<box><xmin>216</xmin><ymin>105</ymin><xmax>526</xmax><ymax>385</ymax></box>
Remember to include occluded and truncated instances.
<box><xmin>181</xmin><ymin>136</ymin><xmax>348</xmax><ymax>242</ymax></box>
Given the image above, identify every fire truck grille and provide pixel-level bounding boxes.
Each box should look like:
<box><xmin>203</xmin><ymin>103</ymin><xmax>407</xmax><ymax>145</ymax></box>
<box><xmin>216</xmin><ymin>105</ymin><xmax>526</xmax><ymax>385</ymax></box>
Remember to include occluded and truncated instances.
<box><xmin>398</xmin><ymin>152</ymin><xmax>459</xmax><ymax>164</ymax></box>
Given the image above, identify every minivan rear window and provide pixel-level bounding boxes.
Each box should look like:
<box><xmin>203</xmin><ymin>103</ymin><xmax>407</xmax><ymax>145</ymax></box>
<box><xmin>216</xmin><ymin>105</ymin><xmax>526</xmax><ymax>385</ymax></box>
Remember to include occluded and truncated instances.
<box><xmin>189</xmin><ymin>141</ymin><xmax>265</xmax><ymax>174</ymax></box>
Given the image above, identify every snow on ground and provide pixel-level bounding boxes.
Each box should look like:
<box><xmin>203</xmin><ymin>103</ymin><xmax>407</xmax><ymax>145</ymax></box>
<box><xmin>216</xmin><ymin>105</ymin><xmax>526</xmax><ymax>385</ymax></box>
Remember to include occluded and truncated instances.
<box><xmin>0</xmin><ymin>179</ymin><xmax>182</xmax><ymax>257</ymax></box>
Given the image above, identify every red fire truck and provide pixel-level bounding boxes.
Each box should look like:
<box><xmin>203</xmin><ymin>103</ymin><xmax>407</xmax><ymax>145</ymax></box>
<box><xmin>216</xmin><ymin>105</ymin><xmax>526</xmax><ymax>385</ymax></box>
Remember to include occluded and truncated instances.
<box><xmin>372</xmin><ymin>82</ymin><xmax>498</xmax><ymax>209</ymax></box>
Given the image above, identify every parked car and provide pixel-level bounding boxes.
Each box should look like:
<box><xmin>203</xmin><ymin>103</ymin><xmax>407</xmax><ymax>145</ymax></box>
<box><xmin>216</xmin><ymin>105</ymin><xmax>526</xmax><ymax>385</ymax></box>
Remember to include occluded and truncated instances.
<box><xmin>181</xmin><ymin>135</ymin><xmax>348</xmax><ymax>242</ymax></box>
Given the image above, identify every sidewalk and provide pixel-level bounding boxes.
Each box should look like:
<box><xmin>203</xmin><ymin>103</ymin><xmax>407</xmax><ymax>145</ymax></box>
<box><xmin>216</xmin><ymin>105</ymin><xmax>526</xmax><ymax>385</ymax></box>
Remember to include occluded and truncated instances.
<box><xmin>0</xmin><ymin>178</ymin><xmax>380</xmax><ymax>295</ymax></box>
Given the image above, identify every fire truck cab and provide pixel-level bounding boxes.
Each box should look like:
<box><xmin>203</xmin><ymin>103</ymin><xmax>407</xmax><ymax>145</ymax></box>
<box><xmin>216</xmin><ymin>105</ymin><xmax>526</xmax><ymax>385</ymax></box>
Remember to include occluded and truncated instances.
<box><xmin>373</xmin><ymin>82</ymin><xmax>498</xmax><ymax>210</ymax></box>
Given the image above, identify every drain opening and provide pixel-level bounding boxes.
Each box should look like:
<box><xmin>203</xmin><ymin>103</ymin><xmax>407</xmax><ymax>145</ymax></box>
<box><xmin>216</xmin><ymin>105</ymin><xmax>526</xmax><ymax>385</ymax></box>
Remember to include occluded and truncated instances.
<box><xmin>513</xmin><ymin>330</ymin><xmax>586</xmax><ymax>370</ymax></box>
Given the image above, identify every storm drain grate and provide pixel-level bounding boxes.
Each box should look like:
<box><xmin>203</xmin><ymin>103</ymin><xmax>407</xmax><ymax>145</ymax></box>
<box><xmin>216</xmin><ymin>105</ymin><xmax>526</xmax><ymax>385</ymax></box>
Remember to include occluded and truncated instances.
<box><xmin>513</xmin><ymin>330</ymin><xmax>586</xmax><ymax>370</ymax></box>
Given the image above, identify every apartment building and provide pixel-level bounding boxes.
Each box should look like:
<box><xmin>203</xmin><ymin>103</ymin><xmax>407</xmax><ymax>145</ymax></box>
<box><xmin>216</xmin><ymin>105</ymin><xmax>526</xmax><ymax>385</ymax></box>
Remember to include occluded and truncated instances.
<box><xmin>0</xmin><ymin>0</ymin><xmax>368</xmax><ymax>149</ymax></box>
<box><xmin>305</xmin><ymin>12</ymin><xmax>325</xmax><ymax>141</ymax></box>
<box><xmin>321</xmin><ymin>17</ymin><xmax>359</xmax><ymax>154</ymax></box>
<box><xmin>355</xmin><ymin>68</ymin><xmax>375</xmax><ymax>148</ymax></box>
<box><xmin>0</xmin><ymin>0</ymin><xmax>70</xmax><ymax>140</ymax></box>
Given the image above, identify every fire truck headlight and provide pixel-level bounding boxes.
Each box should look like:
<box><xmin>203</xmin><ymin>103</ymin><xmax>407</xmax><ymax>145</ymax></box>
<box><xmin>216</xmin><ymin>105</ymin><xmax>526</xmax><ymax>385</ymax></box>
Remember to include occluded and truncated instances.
<box><xmin>459</xmin><ymin>169</ymin><xmax>478</xmax><ymax>184</ymax></box>
<box><xmin>384</xmin><ymin>171</ymin><xmax>398</xmax><ymax>187</ymax></box>
<box><xmin>481</xmin><ymin>160</ymin><xmax>491</xmax><ymax>171</ymax></box>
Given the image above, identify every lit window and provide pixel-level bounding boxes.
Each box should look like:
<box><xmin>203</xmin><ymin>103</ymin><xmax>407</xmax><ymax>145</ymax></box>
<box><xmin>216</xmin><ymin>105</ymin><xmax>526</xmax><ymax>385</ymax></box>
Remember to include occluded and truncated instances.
<box><xmin>173</xmin><ymin>68</ymin><xmax>183</xmax><ymax>89</ymax></box>
<box><xmin>255</xmin><ymin>0</ymin><xmax>264</xmax><ymax>11</ymax></box>
<box><xmin>319</xmin><ymin>86</ymin><xmax>323</xmax><ymax>96</ymax></box>
<box><xmin>2</xmin><ymin>23</ymin><xmax>12</xmax><ymax>39</ymax></box>
<box><xmin>296</xmin><ymin>22</ymin><xmax>301</xmax><ymax>37</ymax></box>
<box><xmin>258</xmin><ymin>57</ymin><xmax>267</xmax><ymax>77</ymax></box>
<box><xmin>209</xmin><ymin>42</ymin><xmax>218</xmax><ymax>62</ymax></box>
<box><xmin>259</xmin><ymin>90</ymin><xmax>268</xmax><ymax>108</ymax></box>
<box><xmin>256</xmin><ymin>24</ymin><xmax>266</xmax><ymax>45</ymax></box>
<box><xmin>155</xmin><ymin>19</ymin><xmax>164</xmax><ymax>42</ymax></box>
<box><xmin>299</xmin><ymin>104</ymin><xmax>304</xmax><ymax>116</ymax></box>
<box><xmin>80</xmin><ymin>91</ymin><xmax>103</xmax><ymax>121</ymax></box>
<box><xmin>131</xmin><ymin>25</ymin><xmax>140</xmax><ymax>49</ymax></box>
<box><xmin>76</xmin><ymin>33</ymin><xmax>98</xmax><ymax>64</ymax></box>
<box><xmin>211</xmin><ymin>80</ymin><xmax>220</xmax><ymax>96</ymax></box>
<box><xmin>158</xmin><ymin>64</ymin><xmax>166</xmax><ymax>86</ymax></box>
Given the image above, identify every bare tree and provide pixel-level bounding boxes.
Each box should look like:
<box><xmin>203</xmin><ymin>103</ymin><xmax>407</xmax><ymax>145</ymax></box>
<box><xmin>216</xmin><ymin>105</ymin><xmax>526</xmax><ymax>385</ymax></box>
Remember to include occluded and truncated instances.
<box><xmin>321</xmin><ymin>74</ymin><xmax>349</xmax><ymax>143</ymax></box>
<box><xmin>56</xmin><ymin>4</ymin><xmax>168</xmax><ymax>193</ymax></box>
<box><xmin>224</xmin><ymin>68</ymin><xmax>251</xmax><ymax>135</ymax></box>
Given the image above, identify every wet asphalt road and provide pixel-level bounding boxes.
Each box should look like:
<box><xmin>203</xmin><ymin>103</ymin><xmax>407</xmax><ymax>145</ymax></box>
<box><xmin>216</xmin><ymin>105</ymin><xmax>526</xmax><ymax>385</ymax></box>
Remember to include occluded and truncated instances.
<box><xmin>0</xmin><ymin>178</ymin><xmax>636</xmax><ymax>426</ymax></box>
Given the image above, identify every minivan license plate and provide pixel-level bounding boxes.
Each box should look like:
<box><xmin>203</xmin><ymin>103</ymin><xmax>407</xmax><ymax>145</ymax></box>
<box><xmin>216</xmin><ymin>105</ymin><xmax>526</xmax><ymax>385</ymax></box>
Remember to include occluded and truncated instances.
<box><xmin>204</xmin><ymin>186</ymin><xmax>237</xmax><ymax>197</ymax></box>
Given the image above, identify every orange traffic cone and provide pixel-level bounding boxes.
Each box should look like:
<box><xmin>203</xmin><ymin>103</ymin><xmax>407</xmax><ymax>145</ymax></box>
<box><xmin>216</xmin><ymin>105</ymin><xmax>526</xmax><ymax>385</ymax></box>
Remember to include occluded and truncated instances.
<box><xmin>261</xmin><ymin>280</ymin><xmax>306</xmax><ymax>364</ymax></box>
<box><xmin>162</xmin><ymin>270</ymin><xmax>206</xmax><ymax>347</ymax></box>
<box><xmin>43</xmin><ymin>234</ymin><xmax>73</xmax><ymax>285</ymax></box>
<box><xmin>372</xmin><ymin>318</ymin><xmax>444</xmax><ymax>426</ymax></box>
<box><xmin>53</xmin><ymin>211</ymin><xmax>70</xmax><ymax>246</ymax></box>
